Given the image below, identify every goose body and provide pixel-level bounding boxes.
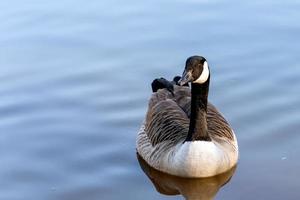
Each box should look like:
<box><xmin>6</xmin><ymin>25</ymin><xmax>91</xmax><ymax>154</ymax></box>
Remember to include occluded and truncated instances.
<box><xmin>136</xmin><ymin>56</ymin><xmax>238</xmax><ymax>178</ymax></box>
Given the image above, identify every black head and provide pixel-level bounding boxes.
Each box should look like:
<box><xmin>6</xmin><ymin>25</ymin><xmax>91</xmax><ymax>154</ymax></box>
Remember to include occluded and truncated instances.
<box><xmin>179</xmin><ymin>56</ymin><xmax>210</xmax><ymax>85</ymax></box>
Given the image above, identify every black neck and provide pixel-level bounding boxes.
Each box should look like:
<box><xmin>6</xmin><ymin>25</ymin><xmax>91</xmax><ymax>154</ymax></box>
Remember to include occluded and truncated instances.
<box><xmin>185</xmin><ymin>76</ymin><xmax>211</xmax><ymax>142</ymax></box>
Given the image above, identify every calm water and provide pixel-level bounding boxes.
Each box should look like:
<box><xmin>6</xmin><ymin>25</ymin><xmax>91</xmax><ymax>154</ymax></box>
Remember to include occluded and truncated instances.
<box><xmin>1</xmin><ymin>0</ymin><xmax>300</xmax><ymax>199</ymax></box>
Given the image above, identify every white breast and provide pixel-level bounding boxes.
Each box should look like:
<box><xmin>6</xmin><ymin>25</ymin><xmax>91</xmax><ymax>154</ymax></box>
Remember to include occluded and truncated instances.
<box><xmin>158</xmin><ymin>140</ymin><xmax>238</xmax><ymax>177</ymax></box>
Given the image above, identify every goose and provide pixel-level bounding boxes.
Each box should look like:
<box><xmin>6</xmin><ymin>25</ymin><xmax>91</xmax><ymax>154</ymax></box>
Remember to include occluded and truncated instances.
<box><xmin>136</xmin><ymin>55</ymin><xmax>238</xmax><ymax>178</ymax></box>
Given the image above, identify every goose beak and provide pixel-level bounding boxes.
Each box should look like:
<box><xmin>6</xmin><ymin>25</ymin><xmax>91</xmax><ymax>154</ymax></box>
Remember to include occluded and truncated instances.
<box><xmin>178</xmin><ymin>70</ymin><xmax>193</xmax><ymax>86</ymax></box>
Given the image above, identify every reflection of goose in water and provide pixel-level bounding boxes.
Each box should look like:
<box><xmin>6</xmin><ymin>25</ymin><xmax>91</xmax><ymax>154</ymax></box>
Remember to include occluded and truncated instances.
<box><xmin>137</xmin><ymin>153</ymin><xmax>236</xmax><ymax>200</ymax></box>
<box><xmin>137</xmin><ymin>56</ymin><xmax>238</xmax><ymax>177</ymax></box>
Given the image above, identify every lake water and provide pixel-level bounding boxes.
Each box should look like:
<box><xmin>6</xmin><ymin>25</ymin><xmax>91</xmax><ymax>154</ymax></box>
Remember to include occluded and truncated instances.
<box><xmin>1</xmin><ymin>0</ymin><xmax>300</xmax><ymax>199</ymax></box>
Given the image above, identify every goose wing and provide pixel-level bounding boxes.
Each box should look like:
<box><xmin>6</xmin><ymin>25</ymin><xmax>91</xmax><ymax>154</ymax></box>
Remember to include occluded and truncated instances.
<box><xmin>207</xmin><ymin>103</ymin><xmax>235</xmax><ymax>141</ymax></box>
<box><xmin>145</xmin><ymin>87</ymin><xmax>190</xmax><ymax>146</ymax></box>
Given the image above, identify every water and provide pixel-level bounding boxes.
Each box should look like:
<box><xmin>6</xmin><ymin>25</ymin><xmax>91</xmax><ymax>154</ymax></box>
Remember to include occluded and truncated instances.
<box><xmin>0</xmin><ymin>0</ymin><xmax>300</xmax><ymax>199</ymax></box>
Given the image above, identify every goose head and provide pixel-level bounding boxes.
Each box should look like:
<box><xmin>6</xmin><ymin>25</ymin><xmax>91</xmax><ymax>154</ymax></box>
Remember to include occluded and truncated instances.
<box><xmin>179</xmin><ymin>56</ymin><xmax>210</xmax><ymax>86</ymax></box>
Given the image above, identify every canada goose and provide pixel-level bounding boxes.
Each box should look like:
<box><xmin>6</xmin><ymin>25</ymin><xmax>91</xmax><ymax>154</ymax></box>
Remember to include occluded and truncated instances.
<box><xmin>136</xmin><ymin>56</ymin><xmax>238</xmax><ymax>178</ymax></box>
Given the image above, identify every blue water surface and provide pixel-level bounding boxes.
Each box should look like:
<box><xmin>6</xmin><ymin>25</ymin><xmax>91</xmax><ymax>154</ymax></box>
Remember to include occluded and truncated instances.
<box><xmin>0</xmin><ymin>0</ymin><xmax>300</xmax><ymax>199</ymax></box>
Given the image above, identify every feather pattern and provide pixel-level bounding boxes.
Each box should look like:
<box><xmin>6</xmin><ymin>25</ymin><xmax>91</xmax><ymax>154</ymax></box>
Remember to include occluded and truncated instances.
<box><xmin>145</xmin><ymin>85</ymin><xmax>234</xmax><ymax>146</ymax></box>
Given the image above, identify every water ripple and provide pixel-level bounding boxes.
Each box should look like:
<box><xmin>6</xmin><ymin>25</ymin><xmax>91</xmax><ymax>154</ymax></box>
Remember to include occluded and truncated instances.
<box><xmin>1</xmin><ymin>0</ymin><xmax>300</xmax><ymax>200</ymax></box>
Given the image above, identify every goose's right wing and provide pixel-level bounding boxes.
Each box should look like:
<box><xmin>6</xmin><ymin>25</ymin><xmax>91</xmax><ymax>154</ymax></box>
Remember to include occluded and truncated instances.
<box><xmin>145</xmin><ymin>88</ymin><xmax>190</xmax><ymax>146</ymax></box>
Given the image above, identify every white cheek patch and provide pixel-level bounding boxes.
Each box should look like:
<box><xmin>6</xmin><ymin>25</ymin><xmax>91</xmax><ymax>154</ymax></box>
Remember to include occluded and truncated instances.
<box><xmin>193</xmin><ymin>61</ymin><xmax>209</xmax><ymax>84</ymax></box>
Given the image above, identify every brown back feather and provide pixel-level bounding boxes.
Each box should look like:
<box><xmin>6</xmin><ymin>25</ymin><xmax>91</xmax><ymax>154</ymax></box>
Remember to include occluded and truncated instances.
<box><xmin>145</xmin><ymin>86</ymin><xmax>234</xmax><ymax>147</ymax></box>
